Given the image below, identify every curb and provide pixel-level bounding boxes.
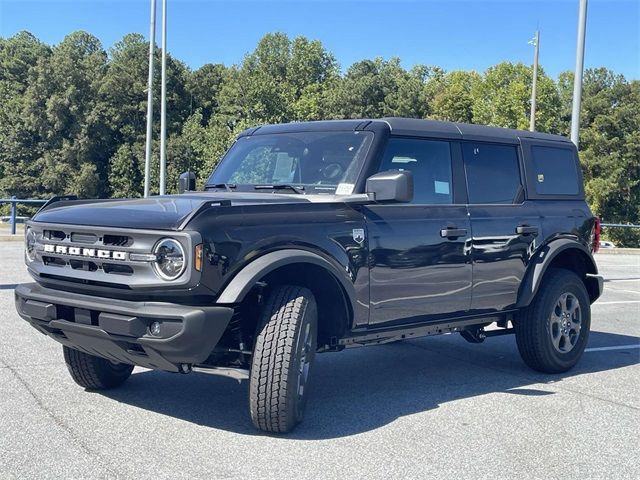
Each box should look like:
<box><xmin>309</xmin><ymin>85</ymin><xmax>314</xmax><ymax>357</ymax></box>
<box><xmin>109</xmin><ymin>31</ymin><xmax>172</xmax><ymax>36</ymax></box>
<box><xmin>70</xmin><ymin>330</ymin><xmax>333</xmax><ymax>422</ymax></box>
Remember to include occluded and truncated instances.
<box><xmin>0</xmin><ymin>235</ymin><xmax>23</xmax><ymax>242</ymax></box>
<box><xmin>596</xmin><ymin>248</ymin><xmax>640</xmax><ymax>256</ymax></box>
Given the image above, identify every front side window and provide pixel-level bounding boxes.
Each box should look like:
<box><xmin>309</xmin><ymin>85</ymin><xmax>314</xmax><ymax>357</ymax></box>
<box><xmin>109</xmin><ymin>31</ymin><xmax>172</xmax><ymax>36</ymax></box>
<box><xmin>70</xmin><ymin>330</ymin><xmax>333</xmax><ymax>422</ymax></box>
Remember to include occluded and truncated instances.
<box><xmin>207</xmin><ymin>131</ymin><xmax>374</xmax><ymax>194</ymax></box>
<box><xmin>531</xmin><ymin>146</ymin><xmax>580</xmax><ymax>195</ymax></box>
<box><xmin>378</xmin><ymin>138</ymin><xmax>453</xmax><ymax>204</ymax></box>
<box><xmin>463</xmin><ymin>143</ymin><xmax>521</xmax><ymax>204</ymax></box>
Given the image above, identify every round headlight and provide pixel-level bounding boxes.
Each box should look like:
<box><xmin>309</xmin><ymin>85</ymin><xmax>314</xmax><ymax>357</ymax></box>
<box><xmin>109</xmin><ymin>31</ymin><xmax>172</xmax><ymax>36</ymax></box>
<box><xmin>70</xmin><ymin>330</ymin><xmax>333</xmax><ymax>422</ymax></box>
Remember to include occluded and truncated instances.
<box><xmin>153</xmin><ymin>238</ymin><xmax>186</xmax><ymax>280</ymax></box>
<box><xmin>25</xmin><ymin>227</ymin><xmax>37</xmax><ymax>262</ymax></box>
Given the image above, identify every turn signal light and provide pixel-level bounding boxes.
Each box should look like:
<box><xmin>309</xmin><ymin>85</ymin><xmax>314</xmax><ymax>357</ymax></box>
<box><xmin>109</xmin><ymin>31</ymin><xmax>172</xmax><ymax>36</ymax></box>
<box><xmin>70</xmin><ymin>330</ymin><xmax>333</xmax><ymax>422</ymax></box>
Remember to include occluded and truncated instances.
<box><xmin>195</xmin><ymin>244</ymin><xmax>203</xmax><ymax>271</ymax></box>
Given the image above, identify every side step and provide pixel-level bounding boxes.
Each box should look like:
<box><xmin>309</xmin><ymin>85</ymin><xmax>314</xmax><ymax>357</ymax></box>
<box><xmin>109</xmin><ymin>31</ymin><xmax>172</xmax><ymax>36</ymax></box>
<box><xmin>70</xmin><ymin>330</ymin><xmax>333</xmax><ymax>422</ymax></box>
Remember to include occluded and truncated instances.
<box><xmin>339</xmin><ymin>317</ymin><xmax>514</xmax><ymax>347</ymax></box>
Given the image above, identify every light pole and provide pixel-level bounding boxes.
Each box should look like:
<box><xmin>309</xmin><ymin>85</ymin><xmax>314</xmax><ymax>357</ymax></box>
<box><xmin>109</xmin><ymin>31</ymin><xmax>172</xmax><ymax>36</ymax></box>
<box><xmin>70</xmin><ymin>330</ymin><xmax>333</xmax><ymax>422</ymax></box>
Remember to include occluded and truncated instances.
<box><xmin>571</xmin><ymin>0</ymin><xmax>588</xmax><ymax>148</ymax></box>
<box><xmin>529</xmin><ymin>30</ymin><xmax>540</xmax><ymax>132</ymax></box>
<box><xmin>143</xmin><ymin>0</ymin><xmax>157</xmax><ymax>198</ymax></box>
<box><xmin>159</xmin><ymin>0</ymin><xmax>168</xmax><ymax>195</ymax></box>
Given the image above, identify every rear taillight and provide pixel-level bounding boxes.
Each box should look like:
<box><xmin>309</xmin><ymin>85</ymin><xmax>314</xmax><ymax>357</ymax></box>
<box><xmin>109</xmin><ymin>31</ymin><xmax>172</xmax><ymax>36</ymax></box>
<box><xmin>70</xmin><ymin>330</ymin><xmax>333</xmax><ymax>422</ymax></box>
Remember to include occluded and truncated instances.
<box><xmin>592</xmin><ymin>217</ymin><xmax>601</xmax><ymax>253</ymax></box>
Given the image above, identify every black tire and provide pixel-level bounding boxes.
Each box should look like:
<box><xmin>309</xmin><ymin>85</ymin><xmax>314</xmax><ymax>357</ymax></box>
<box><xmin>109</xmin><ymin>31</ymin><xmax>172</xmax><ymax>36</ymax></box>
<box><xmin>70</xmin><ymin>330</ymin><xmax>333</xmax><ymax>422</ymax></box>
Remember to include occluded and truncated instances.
<box><xmin>63</xmin><ymin>346</ymin><xmax>134</xmax><ymax>389</ymax></box>
<box><xmin>249</xmin><ymin>285</ymin><xmax>318</xmax><ymax>433</ymax></box>
<box><xmin>515</xmin><ymin>268</ymin><xmax>591</xmax><ymax>373</ymax></box>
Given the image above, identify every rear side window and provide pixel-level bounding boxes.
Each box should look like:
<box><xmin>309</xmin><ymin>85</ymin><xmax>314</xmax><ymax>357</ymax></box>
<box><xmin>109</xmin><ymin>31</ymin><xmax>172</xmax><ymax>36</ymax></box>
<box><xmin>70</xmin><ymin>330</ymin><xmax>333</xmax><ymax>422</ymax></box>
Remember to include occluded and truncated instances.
<box><xmin>531</xmin><ymin>146</ymin><xmax>580</xmax><ymax>195</ymax></box>
<box><xmin>378</xmin><ymin>138</ymin><xmax>453</xmax><ymax>204</ymax></box>
<box><xmin>462</xmin><ymin>143</ymin><xmax>521</xmax><ymax>204</ymax></box>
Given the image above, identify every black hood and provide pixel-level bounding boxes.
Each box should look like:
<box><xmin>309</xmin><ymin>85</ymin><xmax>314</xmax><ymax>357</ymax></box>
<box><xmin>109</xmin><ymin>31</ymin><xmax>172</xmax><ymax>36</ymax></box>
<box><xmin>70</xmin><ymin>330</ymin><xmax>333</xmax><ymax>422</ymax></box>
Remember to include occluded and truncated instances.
<box><xmin>32</xmin><ymin>193</ymin><xmax>310</xmax><ymax>230</ymax></box>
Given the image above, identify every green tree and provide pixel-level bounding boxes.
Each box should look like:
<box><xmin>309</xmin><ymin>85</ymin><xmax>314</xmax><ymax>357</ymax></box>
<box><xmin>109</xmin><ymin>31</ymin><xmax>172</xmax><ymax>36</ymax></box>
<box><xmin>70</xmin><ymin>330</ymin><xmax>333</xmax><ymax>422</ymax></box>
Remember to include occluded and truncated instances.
<box><xmin>472</xmin><ymin>62</ymin><xmax>561</xmax><ymax>132</ymax></box>
<box><xmin>186</xmin><ymin>63</ymin><xmax>228</xmax><ymax>123</ymax></box>
<box><xmin>430</xmin><ymin>70</ymin><xmax>481</xmax><ymax>123</ymax></box>
<box><xmin>0</xmin><ymin>32</ymin><xmax>52</xmax><ymax>204</ymax></box>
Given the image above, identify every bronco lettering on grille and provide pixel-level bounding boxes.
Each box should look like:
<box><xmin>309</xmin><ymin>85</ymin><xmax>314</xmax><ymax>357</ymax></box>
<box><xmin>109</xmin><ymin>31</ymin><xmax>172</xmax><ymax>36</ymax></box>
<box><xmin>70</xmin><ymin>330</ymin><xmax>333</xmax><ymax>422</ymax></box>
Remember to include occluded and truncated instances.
<box><xmin>43</xmin><ymin>244</ymin><xmax>127</xmax><ymax>261</ymax></box>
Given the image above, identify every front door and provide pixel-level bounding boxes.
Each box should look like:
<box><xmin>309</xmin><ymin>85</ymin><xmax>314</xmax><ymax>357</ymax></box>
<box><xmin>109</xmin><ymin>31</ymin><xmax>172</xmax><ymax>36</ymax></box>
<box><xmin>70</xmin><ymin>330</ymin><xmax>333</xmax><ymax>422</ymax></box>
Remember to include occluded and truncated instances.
<box><xmin>365</xmin><ymin>137</ymin><xmax>472</xmax><ymax>326</ymax></box>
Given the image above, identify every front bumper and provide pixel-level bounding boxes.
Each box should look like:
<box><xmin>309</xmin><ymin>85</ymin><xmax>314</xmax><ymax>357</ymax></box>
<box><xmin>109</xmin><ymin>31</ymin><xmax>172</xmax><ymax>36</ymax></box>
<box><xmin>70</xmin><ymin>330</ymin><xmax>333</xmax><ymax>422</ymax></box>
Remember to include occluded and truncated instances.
<box><xmin>15</xmin><ymin>283</ymin><xmax>234</xmax><ymax>372</ymax></box>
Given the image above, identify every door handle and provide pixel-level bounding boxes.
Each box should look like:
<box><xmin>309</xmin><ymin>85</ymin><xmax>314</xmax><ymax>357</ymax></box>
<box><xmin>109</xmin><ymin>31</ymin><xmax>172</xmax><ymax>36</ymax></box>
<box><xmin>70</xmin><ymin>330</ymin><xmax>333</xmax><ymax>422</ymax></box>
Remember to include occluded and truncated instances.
<box><xmin>516</xmin><ymin>225</ymin><xmax>539</xmax><ymax>235</ymax></box>
<box><xmin>440</xmin><ymin>227</ymin><xmax>467</xmax><ymax>238</ymax></box>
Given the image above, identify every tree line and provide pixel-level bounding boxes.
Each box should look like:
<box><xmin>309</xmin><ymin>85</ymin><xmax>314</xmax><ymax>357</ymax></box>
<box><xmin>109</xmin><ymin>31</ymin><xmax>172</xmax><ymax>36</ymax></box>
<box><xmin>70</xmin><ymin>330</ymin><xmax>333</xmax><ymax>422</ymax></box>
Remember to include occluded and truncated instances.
<box><xmin>0</xmin><ymin>31</ymin><xmax>638</xmax><ymax>245</ymax></box>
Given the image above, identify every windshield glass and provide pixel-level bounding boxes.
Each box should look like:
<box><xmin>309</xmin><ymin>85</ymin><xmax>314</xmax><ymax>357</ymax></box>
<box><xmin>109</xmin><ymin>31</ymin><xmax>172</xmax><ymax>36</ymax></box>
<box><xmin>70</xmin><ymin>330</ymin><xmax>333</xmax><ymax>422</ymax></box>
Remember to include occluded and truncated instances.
<box><xmin>207</xmin><ymin>131</ymin><xmax>374</xmax><ymax>194</ymax></box>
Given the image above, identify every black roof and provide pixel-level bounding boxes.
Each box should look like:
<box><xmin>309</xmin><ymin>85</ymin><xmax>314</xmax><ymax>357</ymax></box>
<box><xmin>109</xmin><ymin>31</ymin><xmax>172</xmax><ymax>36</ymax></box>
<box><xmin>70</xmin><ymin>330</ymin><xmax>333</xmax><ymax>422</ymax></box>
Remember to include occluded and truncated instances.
<box><xmin>241</xmin><ymin>117</ymin><xmax>572</xmax><ymax>145</ymax></box>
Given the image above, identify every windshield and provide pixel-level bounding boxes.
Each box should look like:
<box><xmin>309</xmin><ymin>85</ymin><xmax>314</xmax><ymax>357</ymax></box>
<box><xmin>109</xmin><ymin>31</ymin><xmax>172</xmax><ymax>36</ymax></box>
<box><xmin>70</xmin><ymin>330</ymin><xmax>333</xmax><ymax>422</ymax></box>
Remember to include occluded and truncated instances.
<box><xmin>206</xmin><ymin>131</ymin><xmax>374</xmax><ymax>194</ymax></box>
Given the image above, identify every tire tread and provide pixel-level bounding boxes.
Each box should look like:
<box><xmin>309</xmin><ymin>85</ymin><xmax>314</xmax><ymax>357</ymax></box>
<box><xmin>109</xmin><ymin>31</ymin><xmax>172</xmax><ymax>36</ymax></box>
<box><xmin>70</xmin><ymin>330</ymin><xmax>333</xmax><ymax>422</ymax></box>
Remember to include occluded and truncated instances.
<box><xmin>249</xmin><ymin>285</ymin><xmax>315</xmax><ymax>433</ymax></box>
<box><xmin>63</xmin><ymin>346</ymin><xmax>133</xmax><ymax>389</ymax></box>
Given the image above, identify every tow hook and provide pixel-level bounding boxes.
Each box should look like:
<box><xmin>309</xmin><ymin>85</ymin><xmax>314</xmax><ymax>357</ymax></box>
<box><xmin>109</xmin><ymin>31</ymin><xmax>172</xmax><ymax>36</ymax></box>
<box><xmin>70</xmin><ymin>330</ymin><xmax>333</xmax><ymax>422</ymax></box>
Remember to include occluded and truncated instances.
<box><xmin>461</xmin><ymin>327</ymin><xmax>486</xmax><ymax>344</ymax></box>
<box><xmin>179</xmin><ymin>363</ymin><xmax>193</xmax><ymax>374</ymax></box>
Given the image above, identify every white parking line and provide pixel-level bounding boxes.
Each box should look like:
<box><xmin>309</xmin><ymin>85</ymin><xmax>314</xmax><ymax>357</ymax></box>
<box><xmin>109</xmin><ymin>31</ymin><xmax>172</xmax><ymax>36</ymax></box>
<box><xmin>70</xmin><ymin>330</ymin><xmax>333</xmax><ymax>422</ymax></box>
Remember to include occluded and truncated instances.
<box><xmin>604</xmin><ymin>287</ymin><xmax>640</xmax><ymax>295</ymax></box>
<box><xmin>585</xmin><ymin>344</ymin><xmax>640</xmax><ymax>352</ymax></box>
<box><xmin>594</xmin><ymin>300</ymin><xmax>640</xmax><ymax>305</ymax></box>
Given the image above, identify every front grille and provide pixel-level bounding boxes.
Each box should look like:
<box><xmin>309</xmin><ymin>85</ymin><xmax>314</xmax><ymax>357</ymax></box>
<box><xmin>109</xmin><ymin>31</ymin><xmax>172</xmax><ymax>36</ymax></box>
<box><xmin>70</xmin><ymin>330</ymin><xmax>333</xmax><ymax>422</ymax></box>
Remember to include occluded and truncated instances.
<box><xmin>70</xmin><ymin>259</ymin><xmax>98</xmax><ymax>272</ymax></box>
<box><xmin>71</xmin><ymin>232</ymin><xmax>98</xmax><ymax>244</ymax></box>
<box><xmin>43</xmin><ymin>256</ymin><xmax>66</xmax><ymax>267</ymax></box>
<box><xmin>103</xmin><ymin>234</ymin><xmax>130</xmax><ymax>247</ymax></box>
<box><xmin>103</xmin><ymin>263</ymin><xmax>134</xmax><ymax>275</ymax></box>
<box><xmin>29</xmin><ymin>222</ymin><xmax>194</xmax><ymax>289</ymax></box>
<box><xmin>44</xmin><ymin>229</ymin><xmax>65</xmax><ymax>241</ymax></box>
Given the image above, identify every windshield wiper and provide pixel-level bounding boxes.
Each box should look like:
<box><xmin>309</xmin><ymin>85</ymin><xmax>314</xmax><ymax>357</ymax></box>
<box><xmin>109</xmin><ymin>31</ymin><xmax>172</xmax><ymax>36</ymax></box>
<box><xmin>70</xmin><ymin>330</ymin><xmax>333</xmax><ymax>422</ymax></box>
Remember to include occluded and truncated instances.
<box><xmin>254</xmin><ymin>184</ymin><xmax>305</xmax><ymax>194</ymax></box>
<box><xmin>205</xmin><ymin>183</ymin><xmax>237</xmax><ymax>192</ymax></box>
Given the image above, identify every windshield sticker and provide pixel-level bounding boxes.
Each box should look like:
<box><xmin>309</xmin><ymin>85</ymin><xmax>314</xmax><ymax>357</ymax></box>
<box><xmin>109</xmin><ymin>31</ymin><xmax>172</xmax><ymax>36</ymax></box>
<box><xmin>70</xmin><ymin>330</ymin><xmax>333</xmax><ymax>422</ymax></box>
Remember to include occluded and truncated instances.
<box><xmin>335</xmin><ymin>183</ymin><xmax>355</xmax><ymax>195</ymax></box>
<box><xmin>272</xmin><ymin>153</ymin><xmax>296</xmax><ymax>183</ymax></box>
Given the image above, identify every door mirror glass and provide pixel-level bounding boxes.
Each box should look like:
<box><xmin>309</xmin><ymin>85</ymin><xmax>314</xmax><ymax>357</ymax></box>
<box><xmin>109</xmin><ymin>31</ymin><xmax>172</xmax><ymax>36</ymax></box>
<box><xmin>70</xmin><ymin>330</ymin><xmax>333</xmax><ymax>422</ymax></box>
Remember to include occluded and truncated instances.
<box><xmin>365</xmin><ymin>170</ymin><xmax>414</xmax><ymax>203</ymax></box>
<box><xmin>178</xmin><ymin>171</ymin><xmax>196</xmax><ymax>194</ymax></box>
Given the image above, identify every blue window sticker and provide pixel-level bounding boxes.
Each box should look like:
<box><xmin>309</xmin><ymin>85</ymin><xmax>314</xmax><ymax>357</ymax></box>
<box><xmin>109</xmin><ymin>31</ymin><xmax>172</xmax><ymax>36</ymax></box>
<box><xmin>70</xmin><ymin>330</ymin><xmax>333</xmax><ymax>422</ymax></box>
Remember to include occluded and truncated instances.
<box><xmin>434</xmin><ymin>180</ymin><xmax>450</xmax><ymax>195</ymax></box>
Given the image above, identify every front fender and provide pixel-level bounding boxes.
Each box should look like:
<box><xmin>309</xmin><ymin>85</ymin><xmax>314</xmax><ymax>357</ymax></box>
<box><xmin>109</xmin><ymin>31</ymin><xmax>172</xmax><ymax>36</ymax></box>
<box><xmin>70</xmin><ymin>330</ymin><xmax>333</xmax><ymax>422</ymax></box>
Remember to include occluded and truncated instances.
<box><xmin>516</xmin><ymin>239</ymin><xmax>599</xmax><ymax>308</ymax></box>
<box><xmin>216</xmin><ymin>249</ymin><xmax>357</xmax><ymax>307</ymax></box>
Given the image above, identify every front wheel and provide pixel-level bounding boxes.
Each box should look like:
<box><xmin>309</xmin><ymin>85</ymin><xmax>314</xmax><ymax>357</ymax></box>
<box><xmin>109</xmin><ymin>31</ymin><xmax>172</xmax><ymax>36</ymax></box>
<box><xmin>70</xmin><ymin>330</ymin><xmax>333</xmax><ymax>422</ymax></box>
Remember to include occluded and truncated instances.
<box><xmin>249</xmin><ymin>285</ymin><xmax>318</xmax><ymax>433</ymax></box>
<box><xmin>515</xmin><ymin>268</ymin><xmax>591</xmax><ymax>373</ymax></box>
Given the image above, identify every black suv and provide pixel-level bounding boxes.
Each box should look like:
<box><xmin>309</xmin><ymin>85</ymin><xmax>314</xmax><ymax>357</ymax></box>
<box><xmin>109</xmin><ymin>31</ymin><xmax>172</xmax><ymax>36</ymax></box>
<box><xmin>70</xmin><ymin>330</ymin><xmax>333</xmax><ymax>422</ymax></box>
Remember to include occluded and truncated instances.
<box><xmin>15</xmin><ymin>118</ymin><xmax>603</xmax><ymax>433</ymax></box>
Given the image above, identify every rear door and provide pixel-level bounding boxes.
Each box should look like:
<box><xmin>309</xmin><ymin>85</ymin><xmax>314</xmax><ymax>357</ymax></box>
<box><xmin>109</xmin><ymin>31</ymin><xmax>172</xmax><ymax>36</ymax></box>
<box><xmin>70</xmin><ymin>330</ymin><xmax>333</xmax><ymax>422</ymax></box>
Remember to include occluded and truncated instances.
<box><xmin>365</xmin><ymin>137</ymin><xmax>472</xmax><ymax>326</ymax></box>
<box><xmin>462</xmin><ymin>141</ymin><xmax>541</xmax><ymax>313</ymax></box>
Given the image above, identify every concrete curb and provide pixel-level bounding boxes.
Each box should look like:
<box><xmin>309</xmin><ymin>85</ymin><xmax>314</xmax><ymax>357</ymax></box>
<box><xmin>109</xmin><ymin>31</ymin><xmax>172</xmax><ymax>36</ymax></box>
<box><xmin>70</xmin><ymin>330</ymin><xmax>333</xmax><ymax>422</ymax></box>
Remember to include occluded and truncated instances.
<box><xmin>596</xmin><ymin>248</ymin><xmax>640</xmax><ymax>256</ymax></box>
<box><xmin>0</xmin><ymin>235</ymin><xmax>23</xmax><ymax>242</ymax></box>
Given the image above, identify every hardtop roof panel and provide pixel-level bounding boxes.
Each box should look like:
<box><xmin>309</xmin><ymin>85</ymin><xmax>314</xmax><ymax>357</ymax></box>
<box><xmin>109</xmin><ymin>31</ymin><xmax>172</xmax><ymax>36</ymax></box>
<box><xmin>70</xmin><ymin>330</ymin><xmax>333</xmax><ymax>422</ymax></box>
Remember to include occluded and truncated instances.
<box><xmin>240</xmin><ymin>117</ymin><xmax>572</xmax><ymax>145</ymax></box>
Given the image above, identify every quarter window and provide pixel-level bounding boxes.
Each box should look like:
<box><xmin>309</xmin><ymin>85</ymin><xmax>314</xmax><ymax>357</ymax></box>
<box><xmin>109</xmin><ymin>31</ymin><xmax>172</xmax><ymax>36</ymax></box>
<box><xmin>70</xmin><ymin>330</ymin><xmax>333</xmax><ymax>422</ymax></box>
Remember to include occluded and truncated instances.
<box><xmin>531</xmin><ymin>146</ymin><xmax>580</xmax><ymax>195</ymax></box>
<box><xmin>378</xmin><ymin>138</ymin><xmax>453</xmax><ymax>204</ymax></box>
<box><xmin>463</xmin><ymin>143</ymin><xmax>521</xmax><ymax>204</ymax></box>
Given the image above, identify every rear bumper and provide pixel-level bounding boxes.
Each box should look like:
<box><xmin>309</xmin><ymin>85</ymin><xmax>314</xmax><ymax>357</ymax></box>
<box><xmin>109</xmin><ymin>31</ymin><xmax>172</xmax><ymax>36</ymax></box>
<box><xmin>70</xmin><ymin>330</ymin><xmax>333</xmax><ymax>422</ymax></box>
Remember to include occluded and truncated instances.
<box><xmin>15</xmin><ymin>283</ymin><xmax>234</xmax><ymax>372</ymax></box>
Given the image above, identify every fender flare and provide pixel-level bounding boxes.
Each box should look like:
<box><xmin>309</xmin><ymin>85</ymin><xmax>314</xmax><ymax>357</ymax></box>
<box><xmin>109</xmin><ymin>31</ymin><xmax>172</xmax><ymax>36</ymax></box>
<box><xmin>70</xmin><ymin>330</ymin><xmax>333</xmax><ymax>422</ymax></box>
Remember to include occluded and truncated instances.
<box><xmin>516</xmin><ymin>239</ymin><xmax>598</xmax><ymax>308</ymax></box>
<box><xmin>216</xmin><ymin>249</ymin><xmax>357</xmax><ymax>307</ymax></box>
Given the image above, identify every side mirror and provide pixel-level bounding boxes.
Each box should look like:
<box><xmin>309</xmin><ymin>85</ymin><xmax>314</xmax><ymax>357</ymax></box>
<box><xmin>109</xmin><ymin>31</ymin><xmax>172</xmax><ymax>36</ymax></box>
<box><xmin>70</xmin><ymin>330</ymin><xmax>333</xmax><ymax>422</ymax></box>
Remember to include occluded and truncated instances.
<box><xmin>365</xmin><ymin>170</ymin><xmax>414</xmax><ymax>203</ymax></box>
<box><xmin>178</xmin><ymin>171</ymin><xmax>196</xmax><ymax>194</ymax></box>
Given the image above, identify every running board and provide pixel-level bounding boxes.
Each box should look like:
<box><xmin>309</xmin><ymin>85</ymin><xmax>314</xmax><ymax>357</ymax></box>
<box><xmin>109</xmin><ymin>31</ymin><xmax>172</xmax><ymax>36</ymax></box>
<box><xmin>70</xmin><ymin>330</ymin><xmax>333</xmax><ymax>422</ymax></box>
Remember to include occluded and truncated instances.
<box><xmin>340</xmin><ymin>317</ymin><xmax>502</xmax><ymax>347</ymax></box>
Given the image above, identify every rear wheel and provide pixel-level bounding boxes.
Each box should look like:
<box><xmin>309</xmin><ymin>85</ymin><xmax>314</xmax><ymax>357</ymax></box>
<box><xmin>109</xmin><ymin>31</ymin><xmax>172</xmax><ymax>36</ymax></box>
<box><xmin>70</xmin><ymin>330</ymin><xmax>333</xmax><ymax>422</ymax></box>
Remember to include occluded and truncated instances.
<box><xmin>63</xmin><ymin>346</ymin><xmax>133</xmax><ymax>389</ymax></box>
<box><xmin>249</xmin><ymin>285</ymin><xmax>318</xmax><ymax>433</ymax></box>
<box><xmin>515</xmin><ymin>268</ymin><xmax>591</xmax><ymax>373</ymax></box>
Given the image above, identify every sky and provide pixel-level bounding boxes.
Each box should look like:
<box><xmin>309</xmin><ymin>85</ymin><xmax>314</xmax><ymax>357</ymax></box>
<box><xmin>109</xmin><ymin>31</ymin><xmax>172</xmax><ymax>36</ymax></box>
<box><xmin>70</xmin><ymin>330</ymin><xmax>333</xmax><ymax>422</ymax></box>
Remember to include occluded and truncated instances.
<box><xmin>1</xmin><ymin>0</ymin><xmax>638</xmax><ymax>79</ymax></box>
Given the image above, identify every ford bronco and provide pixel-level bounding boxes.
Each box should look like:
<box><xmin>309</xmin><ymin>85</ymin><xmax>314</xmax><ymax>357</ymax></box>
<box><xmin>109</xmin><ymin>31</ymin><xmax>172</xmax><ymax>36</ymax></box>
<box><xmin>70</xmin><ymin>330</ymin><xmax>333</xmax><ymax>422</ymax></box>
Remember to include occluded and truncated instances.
<box><xmin>15</xmin><ymin>118</ymin><xmax>603</xmax><ymax>433</ymax></box>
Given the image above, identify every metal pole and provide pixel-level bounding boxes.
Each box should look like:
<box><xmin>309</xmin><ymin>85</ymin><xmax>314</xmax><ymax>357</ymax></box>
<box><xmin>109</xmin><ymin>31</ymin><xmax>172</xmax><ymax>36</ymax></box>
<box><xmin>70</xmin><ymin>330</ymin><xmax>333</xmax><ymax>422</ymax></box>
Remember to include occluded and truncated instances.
<box><xmin>159</xmin><ymin>0</ymin><xmax>168</xmax><ymax>195</ymax></box>
<box><xmin>10</xmin><ymin>196</ymin><xmax>16</xmax><ymax>235</ymax></box>
<box><xmin>571</xmin><ymin>0</ymin><xmax>588</xmax><ymax>148</ymax></box>
<box><xmin>529</xmin><ymin>30</ymin><xmax>540</xmax><ymax>132</ymax></box>
<box><xmin>143</xmin><ymin>0</ymin><xmax>157</xmax><ymax>198</ymax></box>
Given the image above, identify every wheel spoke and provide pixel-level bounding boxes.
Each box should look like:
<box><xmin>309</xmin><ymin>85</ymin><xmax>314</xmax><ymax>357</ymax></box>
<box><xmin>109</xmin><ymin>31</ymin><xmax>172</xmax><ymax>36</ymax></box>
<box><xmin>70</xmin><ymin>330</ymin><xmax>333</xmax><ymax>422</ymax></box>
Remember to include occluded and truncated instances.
<box><xmin>559</xmin><ymin>293</ymin><xmax>569</xmax><ymax>314</ymax></box>
<box><xmin>568</xmin><ymin>299</ymin><xmax>579</xmax><ymax>317</ymax></box>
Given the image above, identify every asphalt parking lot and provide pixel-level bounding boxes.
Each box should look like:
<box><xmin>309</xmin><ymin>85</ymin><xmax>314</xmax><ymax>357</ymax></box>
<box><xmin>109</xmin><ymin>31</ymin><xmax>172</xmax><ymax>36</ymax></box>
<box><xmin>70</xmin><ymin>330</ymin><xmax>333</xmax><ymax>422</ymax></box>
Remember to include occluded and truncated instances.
<box><xmin>1</xmin><ymin>243</ymin><xmax>638</xmax><ymax>479</ymax></box>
